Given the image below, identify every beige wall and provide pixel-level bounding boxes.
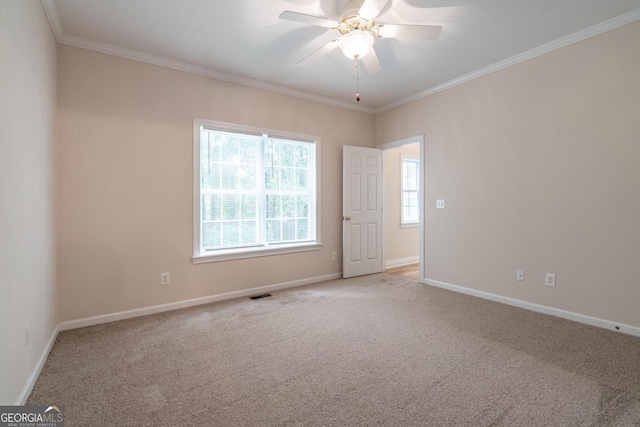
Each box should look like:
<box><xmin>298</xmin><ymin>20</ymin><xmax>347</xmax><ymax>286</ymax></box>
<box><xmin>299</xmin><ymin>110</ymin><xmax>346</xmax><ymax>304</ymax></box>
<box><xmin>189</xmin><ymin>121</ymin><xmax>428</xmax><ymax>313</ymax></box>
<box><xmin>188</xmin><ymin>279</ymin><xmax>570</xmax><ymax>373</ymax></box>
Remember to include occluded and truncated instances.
<box><xmin>2</xmin><ymin>3</ymin><xmax>637</xmax><ymax>403</ymax></box>
<box><xmin>56</xmin><ymin>45</ymin><xmax>375</xmax><ymax>321</ymax></box>
<box><xmin>376</xmin><ymin>21</ymin><xmax>640</xmax><ymax>327</ymax></box>
<box><xmin>383</xmin><ymin>144</ymin><xmax>420</xmax><ymax>265</ymax></box>
<box><xmin>3</xmin><ymin>8</ymin><xmax>637</xmax><ymax>405</ymax></box>
<box><xmin>0</xmin><ymin>1</ymin><xmax>58</xmax><ymax>404</ymax></box>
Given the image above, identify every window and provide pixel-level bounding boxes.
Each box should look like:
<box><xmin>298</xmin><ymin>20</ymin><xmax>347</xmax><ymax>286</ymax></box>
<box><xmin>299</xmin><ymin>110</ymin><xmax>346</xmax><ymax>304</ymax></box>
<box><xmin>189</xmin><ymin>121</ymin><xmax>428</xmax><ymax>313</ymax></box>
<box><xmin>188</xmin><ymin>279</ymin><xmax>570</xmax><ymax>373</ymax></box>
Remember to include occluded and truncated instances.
<box><xmin>193</xmin><ymin>119</ymin><xmax>321</xmax><ymax>263</ymax></box>
<box><xmin>401</xmin><ymin>157</ymin><xmax>419</xmax><ymax>226</ymax></box>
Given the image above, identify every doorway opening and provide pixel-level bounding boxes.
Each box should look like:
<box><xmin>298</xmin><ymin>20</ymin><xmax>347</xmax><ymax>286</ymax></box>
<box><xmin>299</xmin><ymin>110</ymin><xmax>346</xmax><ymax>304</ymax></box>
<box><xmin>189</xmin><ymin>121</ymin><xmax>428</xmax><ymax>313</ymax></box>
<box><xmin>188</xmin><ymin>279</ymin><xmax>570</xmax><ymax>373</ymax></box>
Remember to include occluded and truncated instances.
<box><xmin>379</xmin><ymin>136</ymin><xmax>424</xmax><ymax>283</ymax></box>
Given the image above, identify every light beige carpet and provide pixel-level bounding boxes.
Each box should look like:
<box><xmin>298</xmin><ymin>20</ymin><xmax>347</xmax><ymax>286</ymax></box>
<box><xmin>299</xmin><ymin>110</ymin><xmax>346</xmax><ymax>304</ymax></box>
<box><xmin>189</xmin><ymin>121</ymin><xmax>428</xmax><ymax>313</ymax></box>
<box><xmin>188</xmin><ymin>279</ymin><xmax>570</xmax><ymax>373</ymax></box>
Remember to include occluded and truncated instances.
<box><xmin>28</xmin><ymin>273</ymin><xmax>640</xmax><ymax>426</ymax></box>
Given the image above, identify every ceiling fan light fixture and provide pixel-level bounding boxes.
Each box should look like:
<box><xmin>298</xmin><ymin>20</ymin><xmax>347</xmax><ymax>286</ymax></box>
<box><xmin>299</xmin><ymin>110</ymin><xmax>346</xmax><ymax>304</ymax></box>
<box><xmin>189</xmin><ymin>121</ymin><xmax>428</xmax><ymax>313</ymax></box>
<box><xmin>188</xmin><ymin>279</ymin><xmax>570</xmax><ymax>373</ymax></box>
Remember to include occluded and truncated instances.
<box><xmin>339</xmin><ymin>29</ymin><xmax>374</xmax><ymax>59</ymax></box>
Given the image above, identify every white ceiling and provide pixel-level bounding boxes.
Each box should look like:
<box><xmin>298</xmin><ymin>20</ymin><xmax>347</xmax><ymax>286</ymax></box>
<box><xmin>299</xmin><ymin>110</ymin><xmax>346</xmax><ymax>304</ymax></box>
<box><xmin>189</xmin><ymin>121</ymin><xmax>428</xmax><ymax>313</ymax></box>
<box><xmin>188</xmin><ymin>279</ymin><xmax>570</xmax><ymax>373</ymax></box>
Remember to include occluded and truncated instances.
<box><xmin>43</xmin><ymin>0</ymin><xmax>640</xmax><ymax>113</ymax></box>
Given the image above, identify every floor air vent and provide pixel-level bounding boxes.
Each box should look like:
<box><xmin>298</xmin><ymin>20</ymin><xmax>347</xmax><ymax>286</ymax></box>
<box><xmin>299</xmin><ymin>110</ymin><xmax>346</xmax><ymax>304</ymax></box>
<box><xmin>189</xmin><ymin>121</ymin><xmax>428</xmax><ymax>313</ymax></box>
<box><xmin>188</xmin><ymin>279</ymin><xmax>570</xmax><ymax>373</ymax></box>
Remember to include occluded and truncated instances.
<box><xmin>249</xmin><ymin>293</ymin><xmax>272</xmax><ymax>300</ymax></box>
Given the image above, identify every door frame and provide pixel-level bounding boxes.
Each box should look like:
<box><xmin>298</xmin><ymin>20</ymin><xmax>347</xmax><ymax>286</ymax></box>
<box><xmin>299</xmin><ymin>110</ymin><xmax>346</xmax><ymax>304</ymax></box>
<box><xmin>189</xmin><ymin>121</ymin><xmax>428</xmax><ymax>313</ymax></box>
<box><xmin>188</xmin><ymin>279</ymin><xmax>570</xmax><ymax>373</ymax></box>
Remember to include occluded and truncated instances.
<box><xmin>378</xmin><ymin>135</ymin><xmax>425</xmax><ymax>283</ymax></box>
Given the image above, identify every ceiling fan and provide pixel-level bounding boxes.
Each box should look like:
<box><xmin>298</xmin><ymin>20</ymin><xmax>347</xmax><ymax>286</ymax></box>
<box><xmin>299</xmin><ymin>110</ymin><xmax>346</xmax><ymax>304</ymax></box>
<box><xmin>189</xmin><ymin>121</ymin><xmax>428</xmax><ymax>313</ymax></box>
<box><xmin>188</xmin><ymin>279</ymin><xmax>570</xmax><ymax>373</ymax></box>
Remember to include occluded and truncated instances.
<box><xmin>279</xmin><ymin>0</ymin><xmax>442</xmax><ymax>75</ymax></box>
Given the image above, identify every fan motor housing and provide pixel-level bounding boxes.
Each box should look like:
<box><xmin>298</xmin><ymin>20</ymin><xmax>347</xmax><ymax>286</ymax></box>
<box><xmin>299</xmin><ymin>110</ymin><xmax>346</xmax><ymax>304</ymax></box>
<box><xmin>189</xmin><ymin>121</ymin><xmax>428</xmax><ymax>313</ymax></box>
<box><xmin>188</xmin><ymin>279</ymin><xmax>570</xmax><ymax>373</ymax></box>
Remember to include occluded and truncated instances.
<box><xmin>338</xmin><ymin>15</ymin><xmax>381</xmax><ymax>37</ymax></box>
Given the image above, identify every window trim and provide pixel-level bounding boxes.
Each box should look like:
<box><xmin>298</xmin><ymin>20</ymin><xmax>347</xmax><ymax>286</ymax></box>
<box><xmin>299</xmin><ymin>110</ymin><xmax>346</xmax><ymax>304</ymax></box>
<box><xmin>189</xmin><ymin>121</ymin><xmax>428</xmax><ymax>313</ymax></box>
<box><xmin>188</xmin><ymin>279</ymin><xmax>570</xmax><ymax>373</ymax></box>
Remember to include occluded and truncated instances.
<box><xmin>192</xmin><ymin>118</ymin><xmax>322</xmax><ymax>264</ymax></box>
<box><xmin>401</xmin><ymin>156</ymin><xmax>420</xmax><ymax>227</ymax></box>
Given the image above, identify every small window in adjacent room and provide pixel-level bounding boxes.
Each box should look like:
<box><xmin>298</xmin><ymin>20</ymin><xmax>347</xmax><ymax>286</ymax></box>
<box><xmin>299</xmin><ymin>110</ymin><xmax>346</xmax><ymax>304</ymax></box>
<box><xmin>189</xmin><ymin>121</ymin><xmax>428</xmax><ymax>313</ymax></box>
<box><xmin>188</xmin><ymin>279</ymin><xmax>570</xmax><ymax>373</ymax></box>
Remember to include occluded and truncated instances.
<box><xmin>401</xmin><ymin>157</ymin><xmax>419</xmax><ymax>227</ymax></box>
<box><xmin>193</xmin><ymin>119</ymin><xmax>322</xmax><ymax>263</ymax></box>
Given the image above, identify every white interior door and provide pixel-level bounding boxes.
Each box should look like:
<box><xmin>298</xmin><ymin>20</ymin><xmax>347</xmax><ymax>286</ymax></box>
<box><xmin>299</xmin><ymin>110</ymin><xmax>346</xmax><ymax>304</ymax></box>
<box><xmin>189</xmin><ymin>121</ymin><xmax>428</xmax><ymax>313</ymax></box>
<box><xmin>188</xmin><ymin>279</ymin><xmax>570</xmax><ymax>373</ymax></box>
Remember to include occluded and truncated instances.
<box><xmin>343</xmin><ymin>145</ymin><xmax>383</xmax><ymax>278</ymax></box>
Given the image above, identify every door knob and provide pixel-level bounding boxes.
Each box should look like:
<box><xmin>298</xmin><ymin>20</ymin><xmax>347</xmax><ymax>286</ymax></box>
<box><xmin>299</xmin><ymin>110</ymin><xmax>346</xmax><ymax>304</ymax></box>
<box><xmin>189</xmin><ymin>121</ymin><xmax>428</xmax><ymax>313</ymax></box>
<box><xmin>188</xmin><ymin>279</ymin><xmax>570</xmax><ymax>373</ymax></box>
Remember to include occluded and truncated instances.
<box><xmin>343</xmin><ymin>216</ymin><xmax>351</xmax><ymax>221</ymax></box>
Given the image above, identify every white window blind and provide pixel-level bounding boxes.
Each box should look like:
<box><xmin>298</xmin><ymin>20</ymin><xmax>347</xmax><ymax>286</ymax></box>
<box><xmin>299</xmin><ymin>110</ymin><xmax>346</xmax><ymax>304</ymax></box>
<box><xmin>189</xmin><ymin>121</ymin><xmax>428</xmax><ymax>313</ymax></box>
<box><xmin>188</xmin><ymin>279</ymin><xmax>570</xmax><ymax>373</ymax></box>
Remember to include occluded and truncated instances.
<box><xmin>195</xmin><ymin>121</ymin><xmax>319</xmax><ymax>260</ymax></box>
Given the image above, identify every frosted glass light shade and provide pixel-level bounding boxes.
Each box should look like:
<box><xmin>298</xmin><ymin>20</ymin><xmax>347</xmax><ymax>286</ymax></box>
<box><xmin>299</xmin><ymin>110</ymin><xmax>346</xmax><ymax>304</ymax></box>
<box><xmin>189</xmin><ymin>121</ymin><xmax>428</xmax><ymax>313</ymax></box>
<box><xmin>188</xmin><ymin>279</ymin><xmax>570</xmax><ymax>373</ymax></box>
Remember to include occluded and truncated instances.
<box><xmin>339</xmin><ymin>30</ymin><xmax>374</xmax><ymax>59</ymax></box>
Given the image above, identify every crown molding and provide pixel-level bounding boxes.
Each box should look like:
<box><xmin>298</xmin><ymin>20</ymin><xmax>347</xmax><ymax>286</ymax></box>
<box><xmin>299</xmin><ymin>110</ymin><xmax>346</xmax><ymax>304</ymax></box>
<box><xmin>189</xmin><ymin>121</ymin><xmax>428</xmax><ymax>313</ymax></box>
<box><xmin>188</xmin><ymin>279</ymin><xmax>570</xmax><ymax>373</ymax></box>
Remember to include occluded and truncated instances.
<box><xmin>40</xmin><ymin>0</ymin><xmax>374</xmax><ymax>114</ymax></box>
<box><xmin>374</xmin><ymin>8</ymin><xmax>640</xmax><ymax>114</ymax></box>
<box><xmin>42</xmin><ymin>0</ymin><xmax>640</xmax><ymax>116</ymax></box>
<box><xmin>41</xmin><ymin>0</ymin><xmax>63</xmax><ymax>43</ymax></box>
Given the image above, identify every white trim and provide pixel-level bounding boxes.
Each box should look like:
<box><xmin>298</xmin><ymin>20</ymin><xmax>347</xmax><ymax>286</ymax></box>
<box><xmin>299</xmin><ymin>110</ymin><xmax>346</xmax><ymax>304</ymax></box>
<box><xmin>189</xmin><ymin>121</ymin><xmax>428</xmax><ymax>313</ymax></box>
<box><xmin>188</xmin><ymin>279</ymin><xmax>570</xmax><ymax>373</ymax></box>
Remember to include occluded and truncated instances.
<box><xmin>59</xmin><ymin>273</ymin><xmax>342</xmax><ymax>331</ymax></box>
<box><xmin>374</xmin><ymin>8</ymin><xmax>640</xmax><ymax>113</ymax></box>
<box><xmin>423</xmin><ymin>278</ymin><xmax>640</xmax><ymax>338</ymax></box>
<box><xmin>193</xmin><ymin>118</ymin><xmax>322</xmax><ymax>261</ymax></box>
<box><xmin>385</xmin><ymin>256</ymin><xmax>419</xmax><ymax>269</ymax></box>
<box><xmin>15</xmin><ymin>325</ymin><xmax>60</xmax><ymax>405</ymax></box>
<box><xmin>377</xmin><ymin>136</ymin><xmax>423</xmax><ymax>151</ymax></box>
<box><xmin>378</xmin><ymin>135</ymin><xmax>425</xmax><ymax>283</ymax></box>
<box><xmin>418</xmin><ymin>139</ymin><xmax>425</xmax><ymax>283</ymax></box>
<box><xmin>19</xmin><ymin>273</ymin><xmax>340</xmax><ymax>400</ymax></box>
<box><xmin>41</xmin><ymin>1</ymin><xmax>640</xmax><ymax>115</ymax></box>
<box><xmin>400</xmin><ymin>156</ymin><xmax>419</xmax><ymax>226</ymax></box>
<box><xmin>194</xmin><ymin>118</ymin><xmax>322</xmax><ymax>147</ymax></box>
<box><xmin>314</xmin><ymin>139</ymin><xmax>322</xmax><ymax>252</ymax></box>
<box><xmin>40</xmin><ymin>0</ymin><xmax>63</xmax><ymax>43</ymax></box>
<box><xmin>192</xmin><ymin>120</ymin><xmax>201</xmax><ymax>259</ymax></box>
<box><xmin>193</xmin><ymin>242</ymin><xmax>323</xmax><ymax>264</ymax></box>
<box><xmin>39</xmin><ymin>1</ymin><xmax>373</xmax><ymax>114</ymax></box>
<box><xmin>41</xmin><ymin>0</ymin><xmax>640</xmax><ymax>115</ymax></box>
<box><xmin>400</xmin><ymin>222</ymin><xmax>419</xmax><ymax>229</ymax></box>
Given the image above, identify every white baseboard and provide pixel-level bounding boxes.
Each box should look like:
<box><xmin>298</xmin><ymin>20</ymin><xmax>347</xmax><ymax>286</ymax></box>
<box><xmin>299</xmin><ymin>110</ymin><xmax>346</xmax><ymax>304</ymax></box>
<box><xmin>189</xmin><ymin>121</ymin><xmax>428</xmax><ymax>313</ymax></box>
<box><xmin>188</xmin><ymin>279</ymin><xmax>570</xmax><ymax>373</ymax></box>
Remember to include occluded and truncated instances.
<box><xmin>16</xmin><ymin>324</ymin><xmax>60</xmax><ymax>405</ymax></box>
<box><xmin>423</xmin><ymin>277</ymin><xmax>640</xmax><ymax>338</ymax></box>
<box><xmin>59</xmin><ymin>273</ymin><xmax>342</xmax><ymax>331</ymax></box>
<box><xmin>385</xmin><ymin>256</ymin><xmax>419</xmax><ymax>269</ymax></box>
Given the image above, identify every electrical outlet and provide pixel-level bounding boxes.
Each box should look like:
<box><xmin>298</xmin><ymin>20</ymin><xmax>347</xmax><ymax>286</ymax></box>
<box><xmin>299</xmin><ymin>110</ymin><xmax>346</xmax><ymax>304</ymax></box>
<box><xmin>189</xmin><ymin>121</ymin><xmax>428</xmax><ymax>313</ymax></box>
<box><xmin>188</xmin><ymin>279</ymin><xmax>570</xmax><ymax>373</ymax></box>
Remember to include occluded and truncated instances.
<box><xmin>516</xmin><ymin>269</ymin><xmax>525</xmax><ymax>281</ymax></box>
<box><xmin>332</xmin><ymin>251</ymin><xmax>337</xmax><ymax>261</ymax></box>
<box><xmin>161</xmin><ymin>272</ymin><xmax>170</xmax><ymax>285</ymax></box>
<box><xmin>545</xmin><ymin>273</ymin><xmax>556</xmax><ymax>287</ymax></box>
<box><xmin>436</xmin><ymin>199</ymin><xmax>445</xmax><ymax>209</ymax></box>
<box><xmin>25</xmin><ymin>324</ymin><xmax>30</xmax><ymax>347</ymax></box>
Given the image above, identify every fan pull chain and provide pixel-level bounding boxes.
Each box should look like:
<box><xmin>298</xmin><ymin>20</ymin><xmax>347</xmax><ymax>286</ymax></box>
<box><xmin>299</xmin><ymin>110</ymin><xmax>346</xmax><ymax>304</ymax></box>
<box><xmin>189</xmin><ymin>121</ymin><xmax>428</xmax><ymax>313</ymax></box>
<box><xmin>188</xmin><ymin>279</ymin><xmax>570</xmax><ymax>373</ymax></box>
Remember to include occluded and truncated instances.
<box><xmin>354</xmin><ymin>58</ymin><xmax>361</xmax><ymax>104</ymax></box>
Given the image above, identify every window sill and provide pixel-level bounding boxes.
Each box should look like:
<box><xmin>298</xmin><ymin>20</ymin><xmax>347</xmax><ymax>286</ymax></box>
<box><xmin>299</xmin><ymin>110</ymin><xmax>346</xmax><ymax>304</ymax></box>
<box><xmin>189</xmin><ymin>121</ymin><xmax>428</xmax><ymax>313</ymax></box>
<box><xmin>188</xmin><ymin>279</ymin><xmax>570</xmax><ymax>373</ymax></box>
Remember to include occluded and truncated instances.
<box><xmin>192</xmin><ymin>242</ymin><xmax>323</xmax><ymax>264</ymax></box>
<box><xmin>400</xmin><ymin>222</ymin><xmax>419</xmax><ymax>229</ymax></box>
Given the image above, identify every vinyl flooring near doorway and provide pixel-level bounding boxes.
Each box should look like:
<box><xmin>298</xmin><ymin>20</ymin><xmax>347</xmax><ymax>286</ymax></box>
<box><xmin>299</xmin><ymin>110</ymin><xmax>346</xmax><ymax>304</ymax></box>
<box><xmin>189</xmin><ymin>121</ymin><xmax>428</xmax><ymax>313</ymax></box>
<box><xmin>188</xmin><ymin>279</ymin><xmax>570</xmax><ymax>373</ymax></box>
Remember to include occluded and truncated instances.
<box><xmin>385</xmin><ymin>263</ymin><xmax>420</xmax><ymax>281</ymax></box>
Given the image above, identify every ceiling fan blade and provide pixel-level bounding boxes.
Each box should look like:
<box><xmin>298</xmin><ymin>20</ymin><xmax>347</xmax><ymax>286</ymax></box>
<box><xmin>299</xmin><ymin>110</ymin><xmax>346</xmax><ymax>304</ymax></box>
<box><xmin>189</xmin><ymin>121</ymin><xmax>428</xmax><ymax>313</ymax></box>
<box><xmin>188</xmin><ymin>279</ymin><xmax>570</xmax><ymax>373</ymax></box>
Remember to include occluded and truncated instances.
<box><xmin>378</xmin><ymin>24</ymin><xmax>442</xmax><ymax>39</ymax></box>
<box><xmin>297</xmin><ymin>39</ymin><xmax>340</xmax><ymax>66</ymax></box>
<box><xmin>357</xmin><ymin>0</ymin><xmax>391</xmax><ymax>20</ymax></box>
<box><xmin>279</xmin><ymin>11</ymin><xmax>340</xmax><ymax>29</ymax></box>
<box><xmin>361</xmin><ymin>46</ymin><xmax>382</xmax><ymax>74</ymax></box>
